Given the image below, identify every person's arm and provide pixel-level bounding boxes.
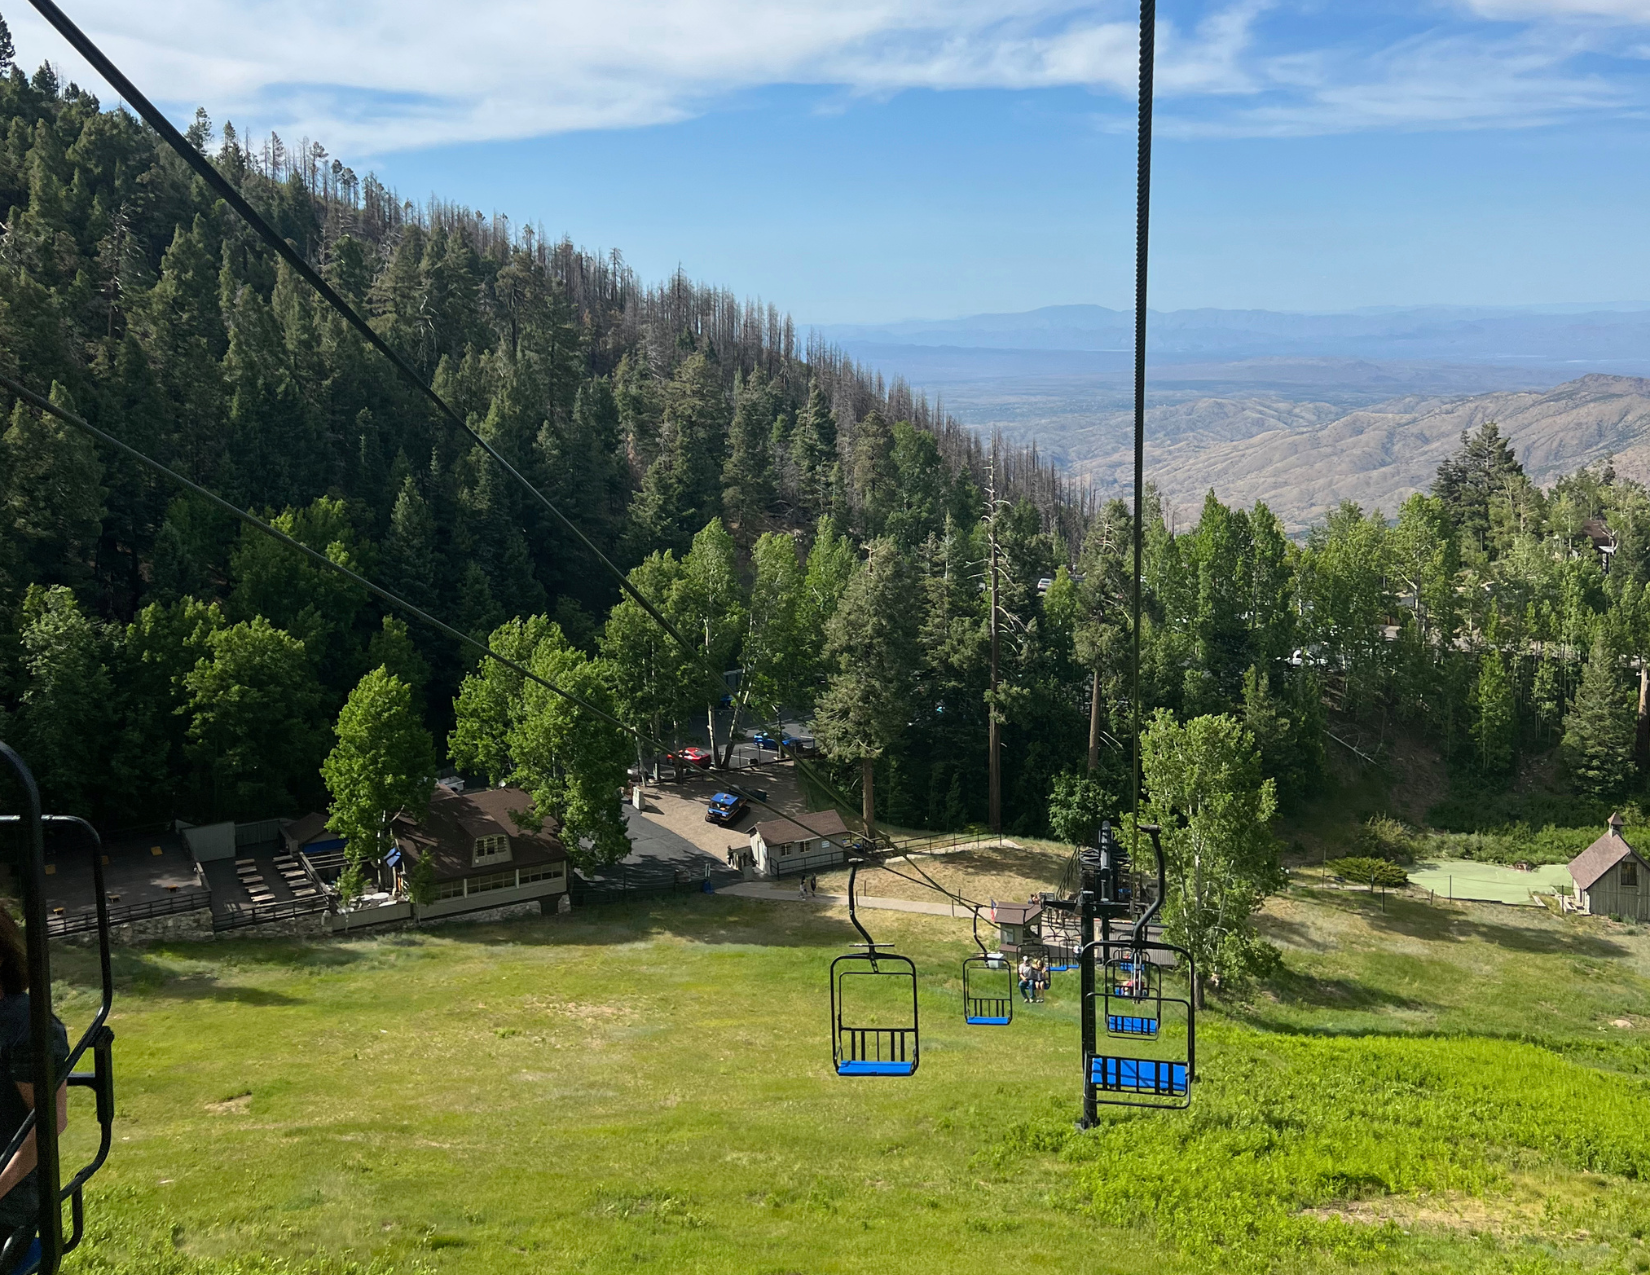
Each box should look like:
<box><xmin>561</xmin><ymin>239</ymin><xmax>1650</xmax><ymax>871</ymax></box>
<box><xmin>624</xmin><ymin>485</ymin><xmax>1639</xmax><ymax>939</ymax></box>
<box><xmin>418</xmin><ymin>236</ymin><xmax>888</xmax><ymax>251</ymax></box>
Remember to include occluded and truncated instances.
<box><xmin>0</xmin><ymin>1082</ymin><xmax>69</xmax><ymax>1200</ymax></box>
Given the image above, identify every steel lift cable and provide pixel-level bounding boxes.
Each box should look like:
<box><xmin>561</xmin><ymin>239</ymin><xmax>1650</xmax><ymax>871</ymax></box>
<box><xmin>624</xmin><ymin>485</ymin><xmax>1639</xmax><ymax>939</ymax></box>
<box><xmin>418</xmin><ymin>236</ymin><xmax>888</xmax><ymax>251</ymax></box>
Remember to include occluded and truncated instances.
<box><xmin>1129</xmin><ymin>0</ymin><xmax>1155</xmax><ymax>870</ymax></box>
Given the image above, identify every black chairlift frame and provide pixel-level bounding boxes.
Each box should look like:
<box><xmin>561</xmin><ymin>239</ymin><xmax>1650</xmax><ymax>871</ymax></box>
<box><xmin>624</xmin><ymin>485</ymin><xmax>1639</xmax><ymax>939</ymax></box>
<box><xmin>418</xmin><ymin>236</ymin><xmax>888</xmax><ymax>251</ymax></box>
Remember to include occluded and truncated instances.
<box><xmin>961</xmin><ymin>909</ymin><xmax>1011</xmax><ymax>1026</ymax></box>
<box><xmin>1074</xmin><ymin>822</ymin><xmax>1195</xmax><ymax>1121</ymax></box>
<box><xmin>830</xmin><ymin>863</ymin><xmax>919</xmax><ymax>1077</ymax></box>
<box><xmin>0</xmin><ymin>743</ymin><xmax>117</xmax><ymax>1275</ymax></box>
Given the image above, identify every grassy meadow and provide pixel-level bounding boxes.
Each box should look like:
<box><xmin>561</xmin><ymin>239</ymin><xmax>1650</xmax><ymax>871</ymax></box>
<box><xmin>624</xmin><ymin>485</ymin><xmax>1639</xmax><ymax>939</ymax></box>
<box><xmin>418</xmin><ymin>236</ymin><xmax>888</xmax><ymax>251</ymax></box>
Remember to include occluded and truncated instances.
<box><xmin>45</xmin><ymin>881</ymin><xmax>1650</xmax><ymax>1275</ymax></box>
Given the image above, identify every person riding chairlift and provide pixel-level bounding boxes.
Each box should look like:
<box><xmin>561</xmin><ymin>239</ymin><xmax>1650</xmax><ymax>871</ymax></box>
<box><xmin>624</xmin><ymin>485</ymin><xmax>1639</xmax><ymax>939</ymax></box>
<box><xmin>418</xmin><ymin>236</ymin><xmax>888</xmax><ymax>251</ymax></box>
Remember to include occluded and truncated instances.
<box><xmin>0</xmin><ymin>909</ymin><xmax>69</xmax><ymax>1271</ymax></box>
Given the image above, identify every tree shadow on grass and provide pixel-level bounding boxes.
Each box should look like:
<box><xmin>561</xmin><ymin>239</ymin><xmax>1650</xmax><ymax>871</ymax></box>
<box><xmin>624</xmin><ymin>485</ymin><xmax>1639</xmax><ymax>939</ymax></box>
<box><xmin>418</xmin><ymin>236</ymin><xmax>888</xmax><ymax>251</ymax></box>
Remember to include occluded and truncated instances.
<box><xmin>445</xmin><ymin>895</ymin><xmax>865</xmax><ymax>953</ymax></box>
<box><xmin>1365</xmin><ymin>905</ymin><xmax>1628</xmax><ymax>958</ymax></box>
<box><xmin>1255</xmin><ymin>915</ymin><xmax>1332</xmax><ymax>953</ymax></box>
<box><xmin>1251</xmin><ymin>967</ymin><xmax>1428</xmax><ymax>1018</ymax></box>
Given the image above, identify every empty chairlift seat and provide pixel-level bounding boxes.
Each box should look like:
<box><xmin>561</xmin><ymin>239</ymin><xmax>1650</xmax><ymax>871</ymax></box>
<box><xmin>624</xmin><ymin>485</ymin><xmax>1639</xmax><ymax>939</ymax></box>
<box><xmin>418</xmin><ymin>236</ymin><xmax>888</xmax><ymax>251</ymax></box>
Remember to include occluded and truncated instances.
<box><xmin>831</xmin><ymin>951</ymin><xmax>920</xmax><ymax>1077</ymax></box>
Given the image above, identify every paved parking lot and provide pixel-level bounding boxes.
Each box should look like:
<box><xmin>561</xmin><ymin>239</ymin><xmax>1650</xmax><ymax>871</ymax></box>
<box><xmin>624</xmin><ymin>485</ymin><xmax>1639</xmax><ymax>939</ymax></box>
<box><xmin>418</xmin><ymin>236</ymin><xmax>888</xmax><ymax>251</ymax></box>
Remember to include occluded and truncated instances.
<box><xmin>628</xmin><ymin>762</ymin><xmax>813</xmax><ymax>864</ymax></box>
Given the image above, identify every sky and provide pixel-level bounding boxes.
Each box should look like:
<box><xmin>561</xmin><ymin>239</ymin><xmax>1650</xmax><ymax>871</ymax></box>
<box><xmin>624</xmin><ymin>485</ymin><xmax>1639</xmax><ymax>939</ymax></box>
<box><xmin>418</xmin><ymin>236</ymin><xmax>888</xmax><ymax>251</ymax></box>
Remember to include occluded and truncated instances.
<box><xmin>11</xmin><ymin>0</ymin><xmax>1650</xmax><ymax>323</ymax></box>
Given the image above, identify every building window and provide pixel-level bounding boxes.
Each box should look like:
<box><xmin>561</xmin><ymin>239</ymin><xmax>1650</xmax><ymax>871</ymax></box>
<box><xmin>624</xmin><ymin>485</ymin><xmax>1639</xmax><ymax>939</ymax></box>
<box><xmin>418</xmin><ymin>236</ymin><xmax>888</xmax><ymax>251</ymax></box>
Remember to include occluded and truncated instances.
<box><xmin>437</xmin><ymin>879</ymin><xmax>465</xmax><ymax>900</ymax></box>
<box><xmin>468</xmin><ymin>870</ymin><xmax>515</xmax><ymax>894</ymax></box>
<box><xmin>473</xmin><ymin>834</ymin><xmax>510</xmax><ymax>865</ymax></box>
<box><xmin>1624</xmin><ymin>861</ymin><xmax>1640</xmax><ymax>889</ymax></box>
<box><xmin>520</xmin><ymin>865</ymin><xmax>565</xmax><ymax>885</ymax></box>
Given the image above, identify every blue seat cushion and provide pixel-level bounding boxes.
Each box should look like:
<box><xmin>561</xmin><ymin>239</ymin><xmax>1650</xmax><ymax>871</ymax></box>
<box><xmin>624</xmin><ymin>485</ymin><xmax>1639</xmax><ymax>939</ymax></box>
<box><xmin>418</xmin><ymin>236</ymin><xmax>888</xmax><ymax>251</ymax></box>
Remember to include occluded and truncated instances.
<box><xmin>838</xmin><ymin>1059</ymin><xmax>915</xmax><ymax>1077</ymax></box>
<box><xmin>1091</xmin><ymin>1056</ymin><xmax>1187</xmax><ymax>1095</ymax></box>
<box><xmin>1106</xmin><ymin>1014</ymin><xmax>1159</xmax><ymax>1035</ymax></box>
<box><xmin>966</xmin><ymin>1015</ymin><xmax>1012</xmax><ymax>1026</ymax></box>
<box><xmin>8</xmin><ymin>1236</ymin><xmax>39</xmax><ymax>1275</ymax></box>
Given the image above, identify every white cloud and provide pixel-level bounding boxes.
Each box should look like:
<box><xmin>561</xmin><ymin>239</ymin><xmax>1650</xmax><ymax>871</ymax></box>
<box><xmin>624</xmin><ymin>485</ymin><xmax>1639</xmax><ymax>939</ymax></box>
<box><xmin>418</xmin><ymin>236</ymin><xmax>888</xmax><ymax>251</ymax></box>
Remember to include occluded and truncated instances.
<box><xmin>5</xmin><ymin>0</ymin><xmax>1260</xmax><ymax>151</ymax></box>
<box><xmin>4</xmin><ymin>0</ymin><xmax>1646</xmax><ymax>153</ymax></box>
<box><xmin>1463</xmin><ymin>0</ymin><xmax>1650</xmax><ymax>18</ymax></box>
<box><xmin>1156</xmin><ymin>25</ymin><xmax>1633</xmax><ymax>137</ymax></box>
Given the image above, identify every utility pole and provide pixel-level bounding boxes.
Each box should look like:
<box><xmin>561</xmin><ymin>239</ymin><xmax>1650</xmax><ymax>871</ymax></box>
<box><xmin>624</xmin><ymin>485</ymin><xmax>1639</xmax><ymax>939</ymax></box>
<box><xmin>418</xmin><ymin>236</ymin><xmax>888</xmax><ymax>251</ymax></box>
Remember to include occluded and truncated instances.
<box><xmin>987</xmin><ymin>444</ymin><xmax>1002</xmax><ymax>833</ymax></box>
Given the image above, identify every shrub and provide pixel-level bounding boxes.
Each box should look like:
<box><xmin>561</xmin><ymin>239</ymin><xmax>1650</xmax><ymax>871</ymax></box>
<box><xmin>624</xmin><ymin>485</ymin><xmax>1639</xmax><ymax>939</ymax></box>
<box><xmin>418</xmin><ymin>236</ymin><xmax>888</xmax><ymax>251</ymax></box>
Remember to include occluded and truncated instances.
<box><xmin>1329</xmin><ymin>856</ymin><xmax>1408</xmax><ymax>888</ymax></box>
<box><xmin>1354</xmin><ymin>813</ymin><xmax>1414</xmax><ymax>863</ymax></box>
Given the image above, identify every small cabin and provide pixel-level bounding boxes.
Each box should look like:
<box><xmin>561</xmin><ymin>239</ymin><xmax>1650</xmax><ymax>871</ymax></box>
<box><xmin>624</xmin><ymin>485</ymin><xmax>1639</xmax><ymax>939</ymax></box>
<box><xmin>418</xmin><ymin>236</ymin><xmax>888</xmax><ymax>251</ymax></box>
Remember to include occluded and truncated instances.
<box><xmin>991</xmin><ymin>901</ymin><xmax>1044</xmax><ymax>955</ymax></box>
<box><xmin>1567</xmin><ymin>813</ymin><xmax>1650</xmax><ymax>920</ymax></box>
<box><xmin>748</xmin><ymin>809</ymin><xmax>850</xmax><ymax>878</ymax></box>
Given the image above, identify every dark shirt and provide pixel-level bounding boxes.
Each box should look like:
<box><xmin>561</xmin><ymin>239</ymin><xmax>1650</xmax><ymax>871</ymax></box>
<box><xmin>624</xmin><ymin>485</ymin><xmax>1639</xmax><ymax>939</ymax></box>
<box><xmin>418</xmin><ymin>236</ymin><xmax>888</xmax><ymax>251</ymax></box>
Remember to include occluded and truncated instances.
<box><xmin>0</xmin><ymin>994</ymin><xmax>69</xmax><ymax>1229</ymax></box>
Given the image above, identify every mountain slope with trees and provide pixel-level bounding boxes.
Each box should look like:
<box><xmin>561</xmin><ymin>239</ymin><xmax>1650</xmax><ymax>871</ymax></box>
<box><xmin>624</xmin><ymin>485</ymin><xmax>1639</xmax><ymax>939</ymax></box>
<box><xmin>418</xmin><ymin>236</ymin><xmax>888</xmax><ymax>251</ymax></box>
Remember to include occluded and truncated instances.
<box><xmin>3</xmin><ymin>26</ymin><xmax>1650</xmax><ymax>900</ymax></box>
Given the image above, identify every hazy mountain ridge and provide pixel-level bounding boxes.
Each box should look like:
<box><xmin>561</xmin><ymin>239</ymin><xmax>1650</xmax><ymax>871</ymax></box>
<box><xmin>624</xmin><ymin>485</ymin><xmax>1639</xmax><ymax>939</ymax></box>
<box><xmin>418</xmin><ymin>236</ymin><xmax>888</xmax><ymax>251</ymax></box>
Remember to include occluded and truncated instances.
<box><xmin>821</xmin><ymin>303</ymin><xmax>1650</xmax><ymax>364</ymax></box>
<box><xmin>1070</xmin><ymin>374</ymin><xmax>1650</xmax><ymax>533</ymax></box>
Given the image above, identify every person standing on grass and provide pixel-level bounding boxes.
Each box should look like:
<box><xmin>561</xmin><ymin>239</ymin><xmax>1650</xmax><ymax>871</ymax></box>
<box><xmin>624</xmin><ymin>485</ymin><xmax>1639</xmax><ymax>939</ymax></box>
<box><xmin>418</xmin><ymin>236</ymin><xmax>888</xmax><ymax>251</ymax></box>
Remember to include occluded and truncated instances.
<box><xmin>809</xmin><ymin>874</ymin><xmax>818</xmax><ymax>898</ymax></box>
<box><xmin>0</xmin><ymin>909</ymin><xmax>68</xmax><ymax>1267</ymax></box>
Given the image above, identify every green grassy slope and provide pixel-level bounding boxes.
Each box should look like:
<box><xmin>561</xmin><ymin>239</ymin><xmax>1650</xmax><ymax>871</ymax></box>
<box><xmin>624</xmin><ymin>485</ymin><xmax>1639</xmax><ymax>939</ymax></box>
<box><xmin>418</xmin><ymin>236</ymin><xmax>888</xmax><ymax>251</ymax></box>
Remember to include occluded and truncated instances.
<box><xmin>49</xmin><ymin>886</ymin><xmax>1650</xmax><ymax>1275</ymax></box>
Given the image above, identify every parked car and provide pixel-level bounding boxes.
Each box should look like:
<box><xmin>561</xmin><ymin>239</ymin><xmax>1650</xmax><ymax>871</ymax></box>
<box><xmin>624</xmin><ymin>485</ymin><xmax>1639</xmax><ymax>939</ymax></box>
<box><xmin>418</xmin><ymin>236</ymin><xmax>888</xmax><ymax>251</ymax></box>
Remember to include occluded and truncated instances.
<box><xmin>751</xmin><ymin>731</ymin><xmax>780</xmax><ymax>751</ymax></box>
<box><xmin>670</xmin><ymin>746</ymin><xmax>713</xmax><ymax>769</ymax></box>
<box><xmin>705</xmin><ymin>792</ymin><xmax>749</xmax><ymax>826</ymax></box>
<box><xmin>781</xmin><ymin>733</ymin><xmax>816</xmax><ymax>756</ymax></box>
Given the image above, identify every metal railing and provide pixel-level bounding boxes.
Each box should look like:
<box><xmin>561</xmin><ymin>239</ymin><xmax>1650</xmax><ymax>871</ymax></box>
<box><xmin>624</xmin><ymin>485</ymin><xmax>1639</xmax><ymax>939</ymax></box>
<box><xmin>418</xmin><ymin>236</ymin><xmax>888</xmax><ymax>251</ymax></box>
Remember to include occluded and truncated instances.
<box><xmin>882</xmin><ymin>829</ymin><xmax>1012</xmax><ymax>857</ymax></box>
<box><xmin>48</xmin><ymin>888</ymin><xmax>211</xmax><ymax>937</ymax></box>
<box><xmin>212</xmin><ymin>896</ymin><xmax>331</xmax><ymax>932</ymax></box>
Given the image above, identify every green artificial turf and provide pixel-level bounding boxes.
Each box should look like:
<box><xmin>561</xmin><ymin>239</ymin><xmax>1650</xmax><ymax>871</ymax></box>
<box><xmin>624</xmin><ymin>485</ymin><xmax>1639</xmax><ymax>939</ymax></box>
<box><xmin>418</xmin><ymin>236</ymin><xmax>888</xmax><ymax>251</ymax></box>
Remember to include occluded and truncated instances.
<box><xmin>45</xmin><ymin>886</ymin><xmax>1650</xmax><ymax>1274</ymax></box>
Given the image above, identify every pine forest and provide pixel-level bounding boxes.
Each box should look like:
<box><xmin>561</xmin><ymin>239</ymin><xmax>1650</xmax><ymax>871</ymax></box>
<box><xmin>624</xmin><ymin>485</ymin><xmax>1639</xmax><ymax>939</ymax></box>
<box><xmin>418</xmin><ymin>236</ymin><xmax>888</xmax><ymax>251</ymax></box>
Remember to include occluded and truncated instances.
<box><xmin>4</xmin><ymin>41</ymin><xmax>1650</xmax><ymax>874</ymax></box>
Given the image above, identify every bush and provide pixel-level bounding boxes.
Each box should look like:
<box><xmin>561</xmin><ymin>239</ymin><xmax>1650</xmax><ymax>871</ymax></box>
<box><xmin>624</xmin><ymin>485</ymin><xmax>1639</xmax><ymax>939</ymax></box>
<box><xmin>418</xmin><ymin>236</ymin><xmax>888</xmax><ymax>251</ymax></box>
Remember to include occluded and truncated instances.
<box><xmin>1353</xmin><ymin>813</ymin><xmax>1414</xmax><ymax>863</ymax></box>
<box><xmin>1329</xmin><ymin>856</ymin><xmax>1409</xmax><ymax>888</ymax></box>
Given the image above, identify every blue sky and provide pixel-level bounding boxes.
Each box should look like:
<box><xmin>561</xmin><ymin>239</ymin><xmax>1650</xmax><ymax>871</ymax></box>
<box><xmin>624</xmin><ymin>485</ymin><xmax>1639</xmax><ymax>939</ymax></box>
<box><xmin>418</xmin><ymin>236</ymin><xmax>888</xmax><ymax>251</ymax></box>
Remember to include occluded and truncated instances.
<box><xmin>15</xmin><ymin>0</ymin><xmax>1650</xmax><ymax>322</ymax></box>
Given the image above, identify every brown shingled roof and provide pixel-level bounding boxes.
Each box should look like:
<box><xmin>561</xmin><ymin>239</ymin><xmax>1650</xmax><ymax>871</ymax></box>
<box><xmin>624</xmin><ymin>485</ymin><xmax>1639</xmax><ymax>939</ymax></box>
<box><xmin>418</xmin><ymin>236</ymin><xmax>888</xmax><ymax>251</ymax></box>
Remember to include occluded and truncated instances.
<box><xmin>1568</xmin><ymin>816</ymin><xmax>1643</xmax><ymax>892</ymax></box>
<box><xmin>392</xmin><ymin>785</ymin><xmax>568</xmax><ymax>883</ymax></box>
<box><xmin>751</xmin><ymin>808</ymin><xmax>849</xmax><ymax>847</ymax></box>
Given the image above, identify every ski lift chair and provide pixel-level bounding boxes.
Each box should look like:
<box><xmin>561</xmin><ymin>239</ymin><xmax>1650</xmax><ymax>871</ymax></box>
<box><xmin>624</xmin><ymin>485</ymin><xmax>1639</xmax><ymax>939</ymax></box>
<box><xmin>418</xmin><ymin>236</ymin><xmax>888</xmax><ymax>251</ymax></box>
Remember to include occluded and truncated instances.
<box><xmin>961</xmin><ymin>909</ymin><xmax>1012</xmax><ymax>1026</ymax></box>
<box><xmin>0</xmin><ymin>743</ymin><xmax>118</xmax><ymax>1274</ymax></box>
<box><xmin>830</xmin><ymin>864</ymin><xmax>919</xmax><ymax>1076</ymax></box>
<box><xmin>1082</xmin><ymin>825</ymin><xmax>1195</xmax><ymax>1111</ymax></box>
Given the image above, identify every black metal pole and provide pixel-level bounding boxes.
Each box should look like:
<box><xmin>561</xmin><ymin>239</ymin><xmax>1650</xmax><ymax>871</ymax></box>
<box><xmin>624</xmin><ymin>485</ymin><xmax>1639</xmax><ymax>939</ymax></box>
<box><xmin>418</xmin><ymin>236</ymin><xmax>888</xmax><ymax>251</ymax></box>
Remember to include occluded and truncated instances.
<box><xmin>1078</xmin><ymin>875</ymin><xmax>1097</xmax><ymax>1129</ymax></box>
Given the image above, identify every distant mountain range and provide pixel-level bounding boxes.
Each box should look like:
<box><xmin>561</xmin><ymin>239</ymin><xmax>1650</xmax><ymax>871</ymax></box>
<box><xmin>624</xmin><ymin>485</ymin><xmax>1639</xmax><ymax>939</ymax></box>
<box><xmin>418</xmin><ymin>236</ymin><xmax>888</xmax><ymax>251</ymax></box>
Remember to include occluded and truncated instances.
<box><xmin>1073</xmin><ymin>374</ymin><xmax>1650</xmax><ymax>534</ymax></box>
<box><xmin>814</xmin><ymin>304</ymin><xmax>1650</xmax><ymax>532</ymax></box>
<box><xmin>819</xmin><ymin>303</ymin><xmax>1650</xmax><ymax>368</ymax></box>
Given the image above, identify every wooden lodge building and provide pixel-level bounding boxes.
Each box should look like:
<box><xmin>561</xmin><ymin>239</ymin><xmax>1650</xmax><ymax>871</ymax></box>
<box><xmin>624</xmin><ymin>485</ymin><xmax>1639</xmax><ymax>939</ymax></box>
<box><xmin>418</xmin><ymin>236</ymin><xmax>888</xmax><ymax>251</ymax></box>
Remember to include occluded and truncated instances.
<box><xmin>385</xmin><ymin>785</ymin><xmax>570</xmax><ymax>919</ymax></box>
<box><xmin>1567</xmin><ymin>813</ymin><xmax>1649</xmax><ymax>921</ymax></box>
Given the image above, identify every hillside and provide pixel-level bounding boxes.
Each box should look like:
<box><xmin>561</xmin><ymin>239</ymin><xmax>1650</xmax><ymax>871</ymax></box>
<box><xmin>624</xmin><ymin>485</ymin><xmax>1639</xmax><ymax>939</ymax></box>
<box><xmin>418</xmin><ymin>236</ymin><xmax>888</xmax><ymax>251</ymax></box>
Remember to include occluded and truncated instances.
<box><xmin>61</xmin><ymin>880</ymin><xmax>1650</xmax><ymax>1274</ymax></box>
<box><xmin>1066</xmin><ymin>373</ymin><xmax>1650</xmax><ymax>532</ymax></box>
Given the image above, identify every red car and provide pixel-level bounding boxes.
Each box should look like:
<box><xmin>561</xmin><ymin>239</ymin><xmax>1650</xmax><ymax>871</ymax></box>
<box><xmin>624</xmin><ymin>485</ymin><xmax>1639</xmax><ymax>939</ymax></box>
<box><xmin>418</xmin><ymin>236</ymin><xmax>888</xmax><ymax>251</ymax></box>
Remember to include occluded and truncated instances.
<box><xmin>670</xmin><ymin>747</ymin><xmax>713</xmax><ymax>769</ymax></box>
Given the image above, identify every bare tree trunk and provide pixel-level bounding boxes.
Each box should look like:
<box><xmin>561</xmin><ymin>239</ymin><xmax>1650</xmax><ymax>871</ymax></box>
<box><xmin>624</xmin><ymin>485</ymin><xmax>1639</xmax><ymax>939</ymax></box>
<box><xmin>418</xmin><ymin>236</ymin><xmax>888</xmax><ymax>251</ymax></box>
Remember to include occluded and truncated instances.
<box><xmin>987</xmin><ymin>450</ymin><xmax>1002</xmax><ymax>831</ymax></box>
<box><xmin>862</xmin><ymin>756</ymin><xmax>876</xmax><ymax>843</ymax></box>
<box><xmin>1087</xmin><ymin>666</ymin><xmax>1102</xmax><ymax>774</ymax></box>
<box><xmin>1636</xmin><ymin>660</ymin><xmax>1650</xmax><ymax>770</ymax></box>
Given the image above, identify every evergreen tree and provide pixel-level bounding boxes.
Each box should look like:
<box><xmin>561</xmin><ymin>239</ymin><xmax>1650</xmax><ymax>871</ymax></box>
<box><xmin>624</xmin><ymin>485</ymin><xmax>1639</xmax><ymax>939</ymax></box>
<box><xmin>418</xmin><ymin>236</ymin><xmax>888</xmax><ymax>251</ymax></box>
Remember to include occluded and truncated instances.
<box><xmin>1</xmin><ymin>383</ymin><xmax>105</xmax><ymax>597</ymax></box>
<box><xmin>1562</xmin><ymin>637</ymin><xmax>1636</xmax><ymax>798</ymax></box>
<box><xmin>851</xmin><ymin>409</ymin><xmax>896</xmax><ymax>538</ymax></box>
<box><xmin>721</xmin><ymin>370</ymin><xmax>776</xmax><ymax>540</ymax></box>
<box><xmin>380</xmin><ymin>474</ymin><xmax>438</xmax><ymax>612</ymax></box>
<box><xmin>814</xmin><ymin>539</ymin><xmax>918</xmax><ymax>837</ymax></box>
<box><xmin>1434</xmin><ymin>421</ymin><xmax>1525</xmax><ymax>554</ymax></box>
